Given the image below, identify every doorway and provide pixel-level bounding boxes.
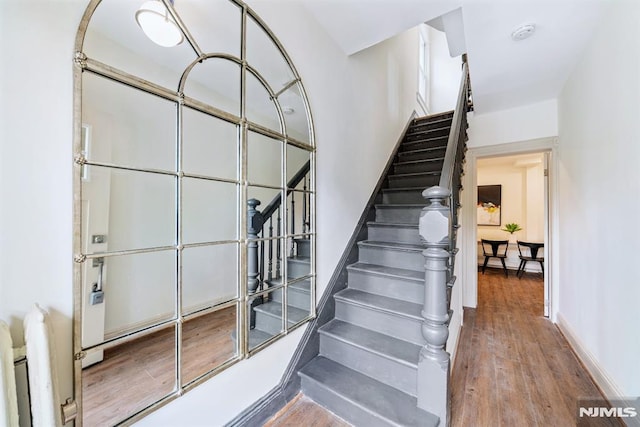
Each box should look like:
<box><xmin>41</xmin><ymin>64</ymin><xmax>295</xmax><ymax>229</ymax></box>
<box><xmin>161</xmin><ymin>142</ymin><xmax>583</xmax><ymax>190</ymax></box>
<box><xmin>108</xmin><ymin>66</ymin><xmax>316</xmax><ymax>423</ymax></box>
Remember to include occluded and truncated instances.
<box><xmin>476</xmin><ymin>152</ymin><xmax>548</xmax><ymax>315</ymax></box>
<box><xmin>459</xmin><ymin>137</ymin><xmax>556</xmax><ymax>319</ymax></box>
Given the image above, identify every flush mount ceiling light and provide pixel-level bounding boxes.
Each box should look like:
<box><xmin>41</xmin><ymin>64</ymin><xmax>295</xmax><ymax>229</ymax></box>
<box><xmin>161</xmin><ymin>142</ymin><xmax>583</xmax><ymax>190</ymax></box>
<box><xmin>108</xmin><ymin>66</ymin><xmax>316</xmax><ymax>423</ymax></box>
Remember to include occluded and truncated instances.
<box><xmin>511</xmin><ymin>23</ymin><xmax>536</xmax><ymax>41</ymax></box>
<box><xmin>135</xmin><ymin>0</ymin><xmax>184</xmax><ymax>47</ymax></box>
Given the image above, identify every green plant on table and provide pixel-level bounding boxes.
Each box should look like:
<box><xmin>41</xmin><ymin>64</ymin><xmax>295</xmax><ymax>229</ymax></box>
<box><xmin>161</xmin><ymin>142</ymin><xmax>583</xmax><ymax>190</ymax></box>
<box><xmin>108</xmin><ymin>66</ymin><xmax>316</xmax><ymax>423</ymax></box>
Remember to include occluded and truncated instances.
<box><xmin>502</xmin><ymin>223</ymin><xmax>522</xmax><ymax>234</ymax></box>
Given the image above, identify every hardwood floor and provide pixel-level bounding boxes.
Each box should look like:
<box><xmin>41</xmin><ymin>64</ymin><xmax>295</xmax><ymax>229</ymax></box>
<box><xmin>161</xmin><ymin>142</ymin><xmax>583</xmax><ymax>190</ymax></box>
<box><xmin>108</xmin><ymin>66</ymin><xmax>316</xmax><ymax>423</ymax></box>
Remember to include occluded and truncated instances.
<box><xmin>264</xmin><ymin>394</ymin><xmax>350</xmax><ymax>427</ymax></box>
<box><xmin>82</xmin><ymin>306</ymin><xmax>236</xmax><ymax>426</ymax></box>
<box><xmin>451</xmin><ymin>268</ymin><xmax>619</xmax><ymax>427</ymax></box>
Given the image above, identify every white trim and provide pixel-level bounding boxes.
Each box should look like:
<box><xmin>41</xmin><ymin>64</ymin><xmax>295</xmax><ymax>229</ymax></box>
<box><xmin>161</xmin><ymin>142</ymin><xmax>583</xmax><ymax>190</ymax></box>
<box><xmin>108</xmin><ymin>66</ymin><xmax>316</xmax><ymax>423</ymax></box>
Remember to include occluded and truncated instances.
<box><xmin>462</xmin><ymin>136</ymin><xmax>559</xmax><ymax>320</ymax></box>
<box><xmin>556</xmin><ymin>314</ymin><xmax>626</xmax><ymax>401</ymax></box>
<box><xmin>448</xmin><ymin>316</ymin><xmax>463</xmax><ymax>367</ymax></box>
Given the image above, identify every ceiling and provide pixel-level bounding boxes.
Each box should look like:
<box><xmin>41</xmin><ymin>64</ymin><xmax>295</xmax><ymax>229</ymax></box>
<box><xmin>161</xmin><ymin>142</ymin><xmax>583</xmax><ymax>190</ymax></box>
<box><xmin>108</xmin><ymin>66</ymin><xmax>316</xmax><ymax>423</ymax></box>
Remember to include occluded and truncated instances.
<box><xmin>300</xmin><ymin>0</ymin><xmax>612</xmax><ymax>114</ymax></box>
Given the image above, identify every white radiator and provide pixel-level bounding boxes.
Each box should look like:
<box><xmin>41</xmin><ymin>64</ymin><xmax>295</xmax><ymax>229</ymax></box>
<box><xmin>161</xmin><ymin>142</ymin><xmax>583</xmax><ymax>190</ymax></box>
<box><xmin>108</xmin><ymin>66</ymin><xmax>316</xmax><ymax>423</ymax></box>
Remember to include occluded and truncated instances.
<box><xmin>0</xmin><ymin>305</ymin><xmax>63</xmax><ymax>427</ymax></box>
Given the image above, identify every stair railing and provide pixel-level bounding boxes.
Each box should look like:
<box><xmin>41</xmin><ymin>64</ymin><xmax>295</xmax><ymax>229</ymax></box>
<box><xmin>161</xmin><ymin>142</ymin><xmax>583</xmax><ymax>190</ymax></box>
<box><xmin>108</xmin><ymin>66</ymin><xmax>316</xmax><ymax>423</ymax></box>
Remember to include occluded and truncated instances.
<box><xmin>246</xmin><ymin>160</ymin><xmax>311</xmax><ymax>328</ymax></box>
<box><xmin>417</xmin><ymin>60</ymin><xmax>470</xmax><ymax>426</ymax></box>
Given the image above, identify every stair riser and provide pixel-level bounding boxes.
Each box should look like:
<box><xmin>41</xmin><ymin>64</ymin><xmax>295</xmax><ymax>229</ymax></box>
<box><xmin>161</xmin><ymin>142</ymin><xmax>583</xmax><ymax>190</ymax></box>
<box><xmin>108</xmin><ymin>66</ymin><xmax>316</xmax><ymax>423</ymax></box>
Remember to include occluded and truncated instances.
<box><xmin>375</xmin><ymin>206</ymin><xmax>423</xmax><ymax>223</ymax></box>
<box><xmin>301</xmin><ymin>375</ymin><xmax>398</xmax><ymax>427</ymax></box>
<box><xmin>359</xmin><ymin>246</ymin><xmax>424</xmax><ymax>271</ymax></box>
<box><xmin>254</xmin><ymin>309</ymin><xmax>283</xmax><ymax>335</ymax></box>
<box><xmin>347</xmin><ymin>268</ymin><xmax>423</xmax><ymax>305</ymax></box>
<box><xmin>387</xmin><ymin>175</ymin><xmax>440</xmax><ymax>189</ymax></box>
<box><xmin>407</xmin><ymin>116</ymin><xmax>453</xmax><ymax>133</ymax></box>
<box><xmin>335</xmin><ymin>300</ymin><xmax>424</xmax><ymax>345</ymax></box>
<box><xmin>320</xmin><ymin>334</ymin><xmax>418</xmax><ymax>396</ymax></box>
<box><xmin>399</xmin><ymin>139</ymin><xmax>447</xmax><ymax>153</ymax></box>
<box><xmin>405</xmin><ymin>127</ymin><xmax>450</xmax><ymax>142</ymax></box>
<box><xmin>287</xmin><ymin>260</ymin><xmax>310</xmax><ymax>278</ymax></box>
<box><xmin>271</xmin><ymin>287</ymin><xmax>311</xmax><ymax>311</ymax></box>
<box><xmin>394</xmin><ymin>160</ymin><xmax>443</xmax><ymax>175</ymax></box>
<box><xmin>397</xmin><ymin>148</ymin><xmax>446</xmax><ymax>162</ymax></box>
<box><xmin>381</xmin><ymin>190</ymin><xmax>425</xmax><ymax>204</ymax></box>
<box><xmin>295</xmin><ymin>239</ymin><xmax>311</xmax><ymax>257</ymax></box>
<box><xmin>367</xmin><ymin>224</ymin><xmax>422</xmax><ymax>245</ymax></box>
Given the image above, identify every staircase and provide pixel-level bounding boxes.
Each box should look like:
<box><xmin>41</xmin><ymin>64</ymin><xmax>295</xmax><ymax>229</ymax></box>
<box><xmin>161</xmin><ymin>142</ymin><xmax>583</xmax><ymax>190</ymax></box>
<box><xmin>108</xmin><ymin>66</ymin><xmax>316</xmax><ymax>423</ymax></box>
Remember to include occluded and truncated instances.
<box><xmin>248</xmin><ymin>239</ymin><xmax>312</xmax><ymax>347</ymax></box>
<box><xmin>298</xmin><ymin>111</ymin><xmax>455</xmax><ymax>427</ymax></box>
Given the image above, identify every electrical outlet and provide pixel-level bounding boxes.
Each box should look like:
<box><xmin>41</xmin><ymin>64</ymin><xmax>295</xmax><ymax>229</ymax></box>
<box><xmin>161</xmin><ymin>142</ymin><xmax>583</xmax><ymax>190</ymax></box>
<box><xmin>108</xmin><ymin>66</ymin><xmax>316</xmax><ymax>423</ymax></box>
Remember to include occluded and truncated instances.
<box><xmin>90</xmin><ymin>290</ymin><xmax>104</xmax><ymax>305</ymax></box>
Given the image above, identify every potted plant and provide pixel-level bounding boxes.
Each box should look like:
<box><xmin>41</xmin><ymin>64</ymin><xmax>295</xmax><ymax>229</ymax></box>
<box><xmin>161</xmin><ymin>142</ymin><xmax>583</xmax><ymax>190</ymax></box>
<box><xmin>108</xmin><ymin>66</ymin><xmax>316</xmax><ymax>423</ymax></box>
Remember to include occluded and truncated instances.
<box><xmin>502</xmin><ymin>223</ymin><xmax>522</xmax><ymax>242</ymax></box>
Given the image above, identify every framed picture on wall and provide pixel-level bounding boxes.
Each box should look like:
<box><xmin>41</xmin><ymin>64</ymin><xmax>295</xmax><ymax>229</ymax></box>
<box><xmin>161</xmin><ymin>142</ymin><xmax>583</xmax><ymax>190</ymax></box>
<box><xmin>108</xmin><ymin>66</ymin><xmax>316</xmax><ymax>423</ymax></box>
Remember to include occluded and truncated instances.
<box><xmin>477</xmin><ymin>185</ymin><xmax>501</xmax><ymax>226</ymax></box>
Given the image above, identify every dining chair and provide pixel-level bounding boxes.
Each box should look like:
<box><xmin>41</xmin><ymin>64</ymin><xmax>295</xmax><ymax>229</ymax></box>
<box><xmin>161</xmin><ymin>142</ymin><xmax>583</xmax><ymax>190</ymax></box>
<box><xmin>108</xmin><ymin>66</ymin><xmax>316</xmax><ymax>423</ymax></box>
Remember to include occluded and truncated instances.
<box><xmin>480</xmin><ymin>239</ymin><xmax>509</xmax><ymax>277</ymax></box>
<box><xmin>516</xmin><ymin>241</ymin><xmax>544</xmax><ymax>278</ymax></box>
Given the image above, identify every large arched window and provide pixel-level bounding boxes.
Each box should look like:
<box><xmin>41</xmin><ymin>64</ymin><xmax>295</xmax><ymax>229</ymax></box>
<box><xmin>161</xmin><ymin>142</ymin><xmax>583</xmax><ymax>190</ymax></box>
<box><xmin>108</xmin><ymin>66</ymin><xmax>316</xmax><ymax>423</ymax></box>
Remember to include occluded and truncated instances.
<box><xmin>73</xmin><ymin>1</ymin><xmax>315</xmax><ymax>424</ymax></box>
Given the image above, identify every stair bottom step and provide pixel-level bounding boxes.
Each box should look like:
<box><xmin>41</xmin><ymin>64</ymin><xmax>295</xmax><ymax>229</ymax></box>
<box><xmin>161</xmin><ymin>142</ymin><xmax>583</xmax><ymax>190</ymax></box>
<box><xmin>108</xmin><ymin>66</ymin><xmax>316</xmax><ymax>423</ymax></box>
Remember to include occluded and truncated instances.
<box><xmin>231</xmin><ymin>328</ymin><xmax>274</xmax><ymax>349</ymax></box>
<box><xmin>300</xmin><ymin>356</ymin><xmax>439</xmax><ymax>427</ymax></box>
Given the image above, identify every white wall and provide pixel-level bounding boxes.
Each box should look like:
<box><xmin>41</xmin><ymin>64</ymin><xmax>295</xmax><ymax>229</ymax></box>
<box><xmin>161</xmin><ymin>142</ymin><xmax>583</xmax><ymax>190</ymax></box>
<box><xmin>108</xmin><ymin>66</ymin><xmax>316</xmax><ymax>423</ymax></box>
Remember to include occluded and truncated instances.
<box><xmin>557</xmin><ymin>0</ymin><xmax>640</xmax><ymax>398</ymax></box>
<box><xmin>468</xmin><ymin>99</ymin><xmax>558</xmax><ymax>148</ymax></box>
<box><xmin>477</xmin><ymin>155</ymin><xmax>544</xmax><ymax>242</ymax></box>
<box><xmin>428</xmin><ymin>27</ymin><xmax>462</xmax><ymax>114</ymax></box>
<box><xmin>0</xmin><ymin>0</ymin><xmax>429</xmax><ymax>425</ymax></box>
<box><xmin>0</xmin><ymin>1</ymin><xmax>82</xmax><ymax>420</ymax></box>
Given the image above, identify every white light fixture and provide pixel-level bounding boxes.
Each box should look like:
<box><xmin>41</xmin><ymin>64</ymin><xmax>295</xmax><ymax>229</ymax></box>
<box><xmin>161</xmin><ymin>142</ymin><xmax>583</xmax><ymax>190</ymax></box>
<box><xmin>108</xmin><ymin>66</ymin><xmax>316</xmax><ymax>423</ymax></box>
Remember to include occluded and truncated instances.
<box><xmin>511</xmin><ymin>23</ymin><xmax>536</xmax><ymax>41</ymax></box>
<box><xmin>135</xmin><ymin>0</ymin><xmax>184</xmax><ymax>47</ymax></box>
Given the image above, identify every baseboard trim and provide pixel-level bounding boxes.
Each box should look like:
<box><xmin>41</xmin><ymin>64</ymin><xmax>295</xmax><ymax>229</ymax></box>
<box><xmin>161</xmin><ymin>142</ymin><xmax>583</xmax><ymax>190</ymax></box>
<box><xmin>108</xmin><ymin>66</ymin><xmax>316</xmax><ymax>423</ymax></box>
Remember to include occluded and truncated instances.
<box><xmin>556</xmin><ymin>314</ymin><xmax>624</xmax><ymax>400</ymax></box>
<box><xmin>556</xmin><ymin>315</ymin><xmax>640</xmax><ymax>426</ymax></box>
<box><xmin>226</xmin><ymin>112</ymin><xmax>419</xmax><ymax>427</ymax></box>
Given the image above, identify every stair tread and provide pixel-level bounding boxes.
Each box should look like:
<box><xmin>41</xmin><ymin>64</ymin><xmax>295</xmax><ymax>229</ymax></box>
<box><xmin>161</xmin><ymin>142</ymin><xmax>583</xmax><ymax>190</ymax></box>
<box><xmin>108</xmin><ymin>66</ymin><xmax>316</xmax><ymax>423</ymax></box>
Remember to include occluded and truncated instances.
<box><xmin>394</xmin><ymin>157</ymin><xmax>445</xmax><ymax>166</ymax></box>
<box><xmin>403</xmin><ymin>135</ymin><xmax>449</xmax><ymax>144</ymax></box>
<box><xmin>347</xmin><ymin>262</ymin><xmax>423</xmax><ymax>282</ymax></box>
<box><xmin>335</xmin><ymin>288</ymin><xmax>423</xmax><ymax>321</ymax></box>
<box><xmin>300</xmin><ymin>357</ymin><xmax>438</xmax><ymax>427</ymax></box>
<box><xmin>381</xmin><ymin>187</ymin><xmax>427</xmax><ymax>193</ymax></box>
<box><xmin>375</xmin><ymin>203</ymin><xmax>425</xmax><ymax>208</ymax></box>
<box><xmin>406</xmin><ymin>125</ymin><xmax>451</xmax><ymax>135</ymax></box>
<box><xmin>320</xmin><ymin>319</ymin><xmax>421</xmax><ymax>367</ymax></box>
<box><xmin>413</xmin><ymin>110</ymin><xmax>454</xmax><ymax>121</ymax></box>
<box><xmin>264</xmin><ymin>278</ymin><xmax>311</xmax><ymax>292</ymax></box>
<box><xmin>357</xmin><ymin>240</ymin><xmax>424</xmax><ymax>252</ymax></box>
<box><xmin>253</xmin><ymin>301</ymin><xmax>309</xmax><ymax>323</ymax></box>
<box><xmin>287</xmin><ymin>256</ymin><xmax>311</xmax><ymax>264</ymax></box>
<box><xmin>367</xmin><ymin>221</ymin><xmax>418</xmax><ymax>229</ymax></box>
<box><xmin>388</xmin><ymin>171</ymin><xmax>441</xmax><ymax>179</ymax></box>
<box><xmin>232</xmin><ymin>328</ymin><xmax>273</xmax><ymax>348</ymax></box>
<box><xmin>397</xmin><ymin>146</ymin><xmax>446</xmax><ymax>155</ymax></box>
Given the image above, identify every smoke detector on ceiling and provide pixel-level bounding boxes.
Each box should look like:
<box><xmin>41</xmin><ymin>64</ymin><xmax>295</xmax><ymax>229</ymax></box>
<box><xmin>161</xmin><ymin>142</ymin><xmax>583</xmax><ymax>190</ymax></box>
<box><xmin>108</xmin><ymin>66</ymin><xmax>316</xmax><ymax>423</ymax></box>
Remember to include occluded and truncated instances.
<box><xmin>511</xmin><ymin>24</ymin><xmax>536</xmax><ymax>41</ymax></box>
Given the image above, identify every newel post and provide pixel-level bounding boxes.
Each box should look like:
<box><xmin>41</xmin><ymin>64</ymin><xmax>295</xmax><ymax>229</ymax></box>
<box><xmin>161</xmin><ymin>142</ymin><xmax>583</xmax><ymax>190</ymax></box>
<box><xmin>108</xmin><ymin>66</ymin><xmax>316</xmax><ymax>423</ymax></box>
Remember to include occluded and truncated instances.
<box><xmin>418</xmin><ymin>186</ymin><xmax>452</xmax><ymax>426</ymax></box>
<box><xmin>247</xmin><ymin>198</ymin><xmax>264</xmax><ymax>328</ymax></box>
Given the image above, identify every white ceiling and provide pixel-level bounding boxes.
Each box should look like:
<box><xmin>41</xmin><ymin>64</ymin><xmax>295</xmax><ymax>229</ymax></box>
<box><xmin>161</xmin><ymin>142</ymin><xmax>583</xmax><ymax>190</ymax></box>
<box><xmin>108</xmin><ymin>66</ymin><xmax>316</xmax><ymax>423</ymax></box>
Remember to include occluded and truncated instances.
<box><xmin>300</xmin><ymin>0</ymin><xmax>612</xmax><ymax>113</ymax></box>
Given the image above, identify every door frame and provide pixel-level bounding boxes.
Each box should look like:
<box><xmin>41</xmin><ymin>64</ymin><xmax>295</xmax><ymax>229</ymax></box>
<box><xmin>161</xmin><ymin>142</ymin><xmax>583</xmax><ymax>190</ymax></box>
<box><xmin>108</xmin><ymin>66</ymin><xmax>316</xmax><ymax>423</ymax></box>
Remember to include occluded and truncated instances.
<box><xmin>459</xmin><ymin>136</ymin><xmax>559</xmax><ymax>320</ymax></box>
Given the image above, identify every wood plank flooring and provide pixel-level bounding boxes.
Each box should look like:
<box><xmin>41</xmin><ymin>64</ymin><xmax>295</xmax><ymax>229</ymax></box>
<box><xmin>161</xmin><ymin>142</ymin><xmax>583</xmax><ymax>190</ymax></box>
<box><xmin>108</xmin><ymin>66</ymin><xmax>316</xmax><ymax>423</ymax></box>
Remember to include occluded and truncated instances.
<box><xmin>451</xmin><ymin>268</ymin><xmax>620</xmax><ymax>427</ymax></box>
<box><xmin>264</xmin><ymin>394</ymin><xmax>350</xmax><ymax>427</ymax></box>
<box><xmin>82</xmin><ymin>306</ymin><xmax>236</xmax><ymax>426</ymax></box>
